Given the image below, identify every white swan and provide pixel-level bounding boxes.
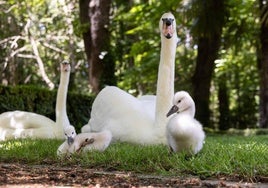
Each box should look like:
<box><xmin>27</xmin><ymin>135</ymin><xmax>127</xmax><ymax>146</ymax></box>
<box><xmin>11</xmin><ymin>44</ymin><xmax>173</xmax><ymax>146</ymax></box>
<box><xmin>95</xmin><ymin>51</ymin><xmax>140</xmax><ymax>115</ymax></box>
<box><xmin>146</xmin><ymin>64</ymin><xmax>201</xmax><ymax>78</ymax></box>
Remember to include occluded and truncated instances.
<box><xmin>81</xmin><ymin>12</ymin><xmax>177</xmax><ymax>145</ymax></box>
<box><xmin>0</xmin><ymin>111</ymin><xmax>56</xmax><ymax>140</ymax></box>
<box><xmin>166</xmin><ymin>91</ymin><xmax>205</xmax><ymax>155</ymax></box>
<box><xmin>0</xmin><ymin>61</ymin><xmax>71</xmax><ymax>140</ymax></box>
<box><xmin>58</xmin><ymin>130</ymin><xmax>112</xmax><ymax>155</ymax></box>
<box><xmin>54</xmin><ymin>61</ymin><xmax>73</xmax><ymax>138</ymax></box>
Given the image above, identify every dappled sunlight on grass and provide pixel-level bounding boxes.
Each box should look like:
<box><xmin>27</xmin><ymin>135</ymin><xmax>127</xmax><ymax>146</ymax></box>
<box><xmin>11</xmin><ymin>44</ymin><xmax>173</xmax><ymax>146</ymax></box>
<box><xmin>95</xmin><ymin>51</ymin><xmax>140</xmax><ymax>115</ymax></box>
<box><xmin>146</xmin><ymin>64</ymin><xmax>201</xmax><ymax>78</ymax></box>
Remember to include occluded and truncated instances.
<box><xmin>0</xmin><ymin>140</ymin><xmax>23</xmax><ymax>150</ymax></box>
<box><xmin>0</xmin><ymin>135</ymin><xmax>267</xmax><ymax>180</ymax></box>
<box><xmin>0</xmin><ymin>138</ymin><xmax>63</xmax><ymax>162</ymax></box>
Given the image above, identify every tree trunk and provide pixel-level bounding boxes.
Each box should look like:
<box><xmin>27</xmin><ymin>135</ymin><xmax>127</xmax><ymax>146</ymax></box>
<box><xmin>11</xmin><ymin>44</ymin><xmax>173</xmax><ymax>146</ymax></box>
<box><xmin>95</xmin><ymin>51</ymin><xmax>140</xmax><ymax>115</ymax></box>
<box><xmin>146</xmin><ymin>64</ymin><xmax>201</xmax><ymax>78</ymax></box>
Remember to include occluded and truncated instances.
<box><xmin>218</xmin><ymin>73</ymin><xmax>230</xmax><ymax>130</ymax></box>
<box><xmin>191</xmin><ymin>0</ymin><xmax>225</xmax><ymax>128</ymax></box>
<box><xmin>79</xmin><ymin>0</ymin><xmax>91</xmax><ymax>85</ymax></box>
<box><xmin>258</xmin><ymin>0</ymin><xmax>268</xmax><ymax>128</ymax></box>
<box><xmin>79</xmin><ymin>0</ymin><xmax>113</xmax><ymax>94</ymax></box>
<box><xmin>89</xmin><ymin>0</ymin><xmax>112</xmax><ymax>94</ymax></box>
<box><xmin>192</xmin><ymin>35</ymin><xmax>221</xmax><ymax>128</ymax></box>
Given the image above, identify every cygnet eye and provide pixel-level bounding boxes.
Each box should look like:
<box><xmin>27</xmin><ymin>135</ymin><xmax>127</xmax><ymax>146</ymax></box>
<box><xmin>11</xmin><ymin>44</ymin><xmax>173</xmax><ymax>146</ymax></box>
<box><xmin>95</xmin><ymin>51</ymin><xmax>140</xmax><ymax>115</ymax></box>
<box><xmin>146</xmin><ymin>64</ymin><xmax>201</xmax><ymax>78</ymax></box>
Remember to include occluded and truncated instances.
<box><xmin>178</xmin><ymin>100</ymin><xmax>181</xmax><ymax>103</ymax></box>
<box><xmin>72</xmin><ymin>132</ymin><xmax>74</xmax><ymax>134</ymax></box>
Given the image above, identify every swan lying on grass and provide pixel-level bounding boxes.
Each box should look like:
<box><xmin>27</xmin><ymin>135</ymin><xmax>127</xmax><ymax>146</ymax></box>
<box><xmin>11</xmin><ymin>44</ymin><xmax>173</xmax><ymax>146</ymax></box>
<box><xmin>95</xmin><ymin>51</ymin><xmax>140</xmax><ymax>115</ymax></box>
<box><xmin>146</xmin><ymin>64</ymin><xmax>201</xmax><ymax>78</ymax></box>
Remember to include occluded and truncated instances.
<box><xmin>69</xmin><ymin>130</ymin><xmax>112</xmax><ymax>153</ymax></box>
<box><xmin>166</xmin><ymin>91</ymin><xmax>205</xmax><ymax>155</ymax></box>
<box><xmin>81</xmin><ymin>12</ymin><xmax>178</xmax><ymax>145</ymax></box>
<box><xmin>57</xmin><ymin>130</ymin><xmax>112</xmax><ymax>156</ymax></box>
<box><xmin>0</xmin><ymin>111</ymin><xmax>56</xmax><ymax>140</ymax></box>
<box><xmin>0</xmin><ymin>61</ymin><xmax>72</xmax><ymax>140</ymax></box>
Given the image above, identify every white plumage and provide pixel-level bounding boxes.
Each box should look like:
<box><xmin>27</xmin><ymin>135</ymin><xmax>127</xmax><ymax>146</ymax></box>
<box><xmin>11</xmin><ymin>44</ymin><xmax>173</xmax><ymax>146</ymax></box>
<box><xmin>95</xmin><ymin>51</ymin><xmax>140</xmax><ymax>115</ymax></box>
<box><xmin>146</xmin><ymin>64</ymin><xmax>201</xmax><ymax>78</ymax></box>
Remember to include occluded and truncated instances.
<box><xmin>57</xmin><ymin>125</ymin><xmax>77</xmax><ymax>156</ymax></box>
<box><xmin>65</xmin><ymin>130</ymin><xmax>112</xmax><ymax>155</ymax></box>
<box><xmin>81</xmin><ymin>12</ymin><xmax>178</xmax><ymax>145</ymax></box>
<box><xmin>0</xmin><ymin>61</ymin><xmax>71</xmax><ymax>140</ymax></box>
<box><xmin>54</xmin><ymin>61</ymin><xmax>73</xmax><ymax>138</ymax></box>
<box><xmin>166</xmin><ymin>91</ymin><xmax>205</xmax><ymax>155</ymax></box>
<box><xmin>0</xmin><ymin>111</ymin><xmax>56</xmax><ymax>140</ymax></box>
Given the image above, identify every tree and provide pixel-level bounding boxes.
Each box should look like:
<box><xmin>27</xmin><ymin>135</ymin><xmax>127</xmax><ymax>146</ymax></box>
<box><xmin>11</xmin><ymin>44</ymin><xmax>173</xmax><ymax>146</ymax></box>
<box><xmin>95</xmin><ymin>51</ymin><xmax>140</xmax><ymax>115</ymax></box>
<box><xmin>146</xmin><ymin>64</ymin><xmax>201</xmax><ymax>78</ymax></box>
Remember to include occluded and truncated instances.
<box><xmin>79</xmin><ymin>0</ymin><xmax>114</xmax><ymax>94</ymax></box>
<box><xmin>258</xmin><ymin>0</ymin><xmax>268</xmax><ymax>128</ymax></box>
<box><xmin>218</xmin><ymin>73</ymin><xmax>230</xmax><ymax>130</ymax></box>
<box><xmin>187</xmin><ymin>0</ymin><xmax>227</xmax><ymax>127</ymax></box>
<box><xmin>215</xmin><ymin>0</ymin><xmax>259</xmax><ymax>129</ymax></box>
<box><xmin>0</xmin><ymin>0</ymin><xmax>86</xmax><ymax>91</ymax></box>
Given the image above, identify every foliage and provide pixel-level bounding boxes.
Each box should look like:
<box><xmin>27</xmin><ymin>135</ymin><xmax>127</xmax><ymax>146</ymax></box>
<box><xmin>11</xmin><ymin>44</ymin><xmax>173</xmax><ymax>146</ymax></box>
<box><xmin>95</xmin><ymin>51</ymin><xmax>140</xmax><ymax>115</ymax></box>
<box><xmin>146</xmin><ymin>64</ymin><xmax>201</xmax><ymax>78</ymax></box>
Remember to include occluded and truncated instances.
<box><xmin>212</xmin><ymin>0</ymin><xmax>260</xmax><ymax>129</ymax></box>
<box><xmin>0</xmin><ymin>85</ymin><xmax>94</xmax><ymax>131</ymax></box>
<box><xmin>0</xmin><ymin>0</ymin><xmax>266</xmax><ymax>129</ymax></box>
<box><xmin>0</xmin><ymin>0</ymin><xmax>88</xmax><ymax>91</ymax></box>
<box><xmin>111</xmin><ymin>0</ymin><xmax>193</xmax><ymax>95</ymax></box>
<box><xmin>0</xmin><ymin>135</ymin><xmax>267</xmax><ymax>180</ymax></box>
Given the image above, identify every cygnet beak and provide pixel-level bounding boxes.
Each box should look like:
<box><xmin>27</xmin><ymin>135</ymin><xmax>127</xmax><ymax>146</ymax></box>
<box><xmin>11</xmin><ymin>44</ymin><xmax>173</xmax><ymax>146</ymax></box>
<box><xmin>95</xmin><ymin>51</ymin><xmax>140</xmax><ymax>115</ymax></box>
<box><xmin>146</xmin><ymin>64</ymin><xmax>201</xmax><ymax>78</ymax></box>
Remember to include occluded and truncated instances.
<box><xmin>166</xmin><ymin>105</ymin><xmax>179</xmax><ymax>117</ymax></box>
<box><xmin>67</xmin><ymin>136</ymin><xmax>74</xmax><ymax>145</ymax></box>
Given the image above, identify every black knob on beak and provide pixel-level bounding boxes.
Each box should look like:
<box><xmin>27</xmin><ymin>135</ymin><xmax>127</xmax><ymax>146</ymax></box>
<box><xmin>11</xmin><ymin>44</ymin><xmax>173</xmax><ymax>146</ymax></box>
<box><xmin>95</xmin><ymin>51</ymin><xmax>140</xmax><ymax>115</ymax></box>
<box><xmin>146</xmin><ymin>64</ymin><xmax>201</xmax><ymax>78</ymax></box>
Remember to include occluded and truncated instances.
<box><xmin>166</xmin><ymin>20</ymin><xmax>171</xmax><ymax>26</ymax></box>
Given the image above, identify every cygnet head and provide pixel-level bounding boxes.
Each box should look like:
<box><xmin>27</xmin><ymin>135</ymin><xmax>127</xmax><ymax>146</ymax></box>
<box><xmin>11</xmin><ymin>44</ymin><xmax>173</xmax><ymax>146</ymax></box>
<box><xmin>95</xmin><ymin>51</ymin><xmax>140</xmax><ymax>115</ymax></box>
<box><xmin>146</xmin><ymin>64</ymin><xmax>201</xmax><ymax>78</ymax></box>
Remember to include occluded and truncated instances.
<box><xmin>64</xmin><ymin>125</ymin><xmax>77</xmax><ymax>145</ymax></box>
<box><xmin>159</xmin><ymin>12</ymin><xmax>176</xmax><ymax>39</ymax></box>
<box><xmin>166</xmin><ymin>91</ymin><xmax>195</xmax><ymax>117</ymax></box>
<box><xmin>61</xmin><ymin>60</ymin><xmax>71</xmax><ymax>72</ymax></box>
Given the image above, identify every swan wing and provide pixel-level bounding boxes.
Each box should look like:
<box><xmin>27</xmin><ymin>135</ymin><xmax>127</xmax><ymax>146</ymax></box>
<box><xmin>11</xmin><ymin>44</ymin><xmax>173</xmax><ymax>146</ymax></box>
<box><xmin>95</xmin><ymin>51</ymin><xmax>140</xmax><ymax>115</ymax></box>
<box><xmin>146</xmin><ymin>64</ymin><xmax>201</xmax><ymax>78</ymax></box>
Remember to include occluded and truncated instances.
<box><xmin>138</xmin><ymin>95</ymin><xmax>156</xmax><ymax>121</ymax></box>
<box><xmin>88</xmin><ymin>86</ymin><xmax>156</xmax><ymax>144</ymax></box>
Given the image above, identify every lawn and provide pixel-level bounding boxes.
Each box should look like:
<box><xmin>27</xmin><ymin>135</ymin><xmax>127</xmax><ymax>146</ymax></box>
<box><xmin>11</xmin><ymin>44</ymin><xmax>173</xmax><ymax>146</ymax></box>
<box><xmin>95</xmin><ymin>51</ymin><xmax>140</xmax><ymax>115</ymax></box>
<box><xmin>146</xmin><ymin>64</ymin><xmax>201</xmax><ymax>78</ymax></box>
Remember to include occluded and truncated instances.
<box><xmin>0</xmin><ymin>134</ymin><xmax>267</xmax><ymax>182</ymax></box>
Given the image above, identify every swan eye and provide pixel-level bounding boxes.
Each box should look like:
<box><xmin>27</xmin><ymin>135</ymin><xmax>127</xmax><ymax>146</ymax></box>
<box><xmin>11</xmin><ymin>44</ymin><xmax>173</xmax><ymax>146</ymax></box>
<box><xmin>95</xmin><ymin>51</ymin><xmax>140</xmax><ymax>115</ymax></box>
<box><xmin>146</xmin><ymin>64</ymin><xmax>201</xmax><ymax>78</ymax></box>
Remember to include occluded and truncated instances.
<box><xmin>178</xmin><ymin>100</ymin><xmax>181</xmax><ymax>103</ymax></box>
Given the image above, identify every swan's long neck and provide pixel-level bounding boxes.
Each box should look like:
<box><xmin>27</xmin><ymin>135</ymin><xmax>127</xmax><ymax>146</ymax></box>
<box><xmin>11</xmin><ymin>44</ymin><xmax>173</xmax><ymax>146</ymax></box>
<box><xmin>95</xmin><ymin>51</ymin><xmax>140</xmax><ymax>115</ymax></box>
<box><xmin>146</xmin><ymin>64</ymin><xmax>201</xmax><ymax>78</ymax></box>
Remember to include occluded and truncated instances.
<box><xmin>154</xmin><ymin>35</ymin><xmax>177</xmax><ymax>127</ymax></box>
<box><xmin>56</xmin><ymin>69</ymin><xmax>70</xmax><ymax>127</ymax></box>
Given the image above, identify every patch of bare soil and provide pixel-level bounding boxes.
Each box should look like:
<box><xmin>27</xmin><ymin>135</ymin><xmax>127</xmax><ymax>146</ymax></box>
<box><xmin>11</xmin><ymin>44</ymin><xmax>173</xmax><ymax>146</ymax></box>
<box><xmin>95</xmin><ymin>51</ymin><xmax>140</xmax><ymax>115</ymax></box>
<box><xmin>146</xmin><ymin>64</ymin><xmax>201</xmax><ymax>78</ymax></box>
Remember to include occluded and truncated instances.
<box><xmin>0</xmin><ymin>163</ymin><xmax>266</xmax><ymax>187</ymax></box>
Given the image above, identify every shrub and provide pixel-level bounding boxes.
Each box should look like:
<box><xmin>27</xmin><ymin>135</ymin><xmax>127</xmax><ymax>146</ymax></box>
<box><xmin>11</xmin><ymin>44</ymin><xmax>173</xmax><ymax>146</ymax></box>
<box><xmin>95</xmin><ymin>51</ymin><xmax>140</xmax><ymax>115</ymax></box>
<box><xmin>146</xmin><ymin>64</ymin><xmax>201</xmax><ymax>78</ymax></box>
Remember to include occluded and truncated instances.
<box><xmin>0</xmin><ymin>85</ymin><xmax>94</xmax><ymax>132</ymax></box>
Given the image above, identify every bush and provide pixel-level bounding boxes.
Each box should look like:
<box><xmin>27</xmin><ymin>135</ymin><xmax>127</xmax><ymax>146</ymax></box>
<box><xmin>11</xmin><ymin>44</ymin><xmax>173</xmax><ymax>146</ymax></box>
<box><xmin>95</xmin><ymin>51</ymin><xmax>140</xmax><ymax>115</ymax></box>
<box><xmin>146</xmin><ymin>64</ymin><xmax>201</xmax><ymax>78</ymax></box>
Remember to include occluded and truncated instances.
<box><xmin>0</xmin><ymin>85</ymin><xmax>94</xmax><ymax>132</ymax></box>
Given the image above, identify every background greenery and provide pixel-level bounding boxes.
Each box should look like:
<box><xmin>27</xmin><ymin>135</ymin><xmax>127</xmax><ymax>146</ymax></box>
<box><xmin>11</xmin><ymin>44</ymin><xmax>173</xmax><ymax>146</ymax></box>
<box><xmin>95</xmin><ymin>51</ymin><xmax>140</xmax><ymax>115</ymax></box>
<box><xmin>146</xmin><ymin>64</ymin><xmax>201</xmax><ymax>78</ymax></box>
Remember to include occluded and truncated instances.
<box><xmin>0</xmin><ymin>85</ymin><xmax>94</xmax><ymax>130</ymax></box>
<box><xmin>0</xmin><ymin>0</ymin><xmax>266</xmax><ymax>130</ymax></box>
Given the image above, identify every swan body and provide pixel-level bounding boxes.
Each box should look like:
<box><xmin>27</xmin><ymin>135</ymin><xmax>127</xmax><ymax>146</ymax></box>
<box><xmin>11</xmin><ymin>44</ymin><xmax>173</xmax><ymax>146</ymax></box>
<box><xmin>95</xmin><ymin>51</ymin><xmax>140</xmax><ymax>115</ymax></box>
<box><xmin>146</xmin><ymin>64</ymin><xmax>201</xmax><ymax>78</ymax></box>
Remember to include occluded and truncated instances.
<box><xmin>166</xmin><ymin>91</ymin><xmax>205</xmax><ymax>155</ymax></box>
<box><xmin>0</xmin><ymin>111</ymin><xmax>56</xmax><ymax>140</ymax></box>
<box><xmin>81</xmin><ymin>12</ymin><xmax>177</xmax><ymax>145</ymax></box>
<box><xmin>0</xmin><ymin>61</ymin><xmax>71</xmax><ymax>140</ymax></box>
<box><xmin>83</xmin><ymin>86</ymin><xmax>157</xmax><ymax>144</ymax></box>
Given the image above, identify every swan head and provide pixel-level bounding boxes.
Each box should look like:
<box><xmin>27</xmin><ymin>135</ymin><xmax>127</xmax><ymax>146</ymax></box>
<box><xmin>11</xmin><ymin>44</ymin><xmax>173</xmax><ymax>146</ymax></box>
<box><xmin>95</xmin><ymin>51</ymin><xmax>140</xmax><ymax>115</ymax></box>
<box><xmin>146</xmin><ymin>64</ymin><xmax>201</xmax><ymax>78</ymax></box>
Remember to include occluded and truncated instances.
<box><xmin>64</xmin><ymin>125</ymin><xmax>77</xmax><ymax>145</ymax></box>
<box><xmin>166</xmin><ymin>91</ymin><xmax>195</xmax><ymax>117</ymax></box>
<box><xmin>61</xmin><ymin>60</ymin><xmax>71</xmax><ymax>72</ymax></box>
<box><xmin>160</xmin><ymin>12</ymin><xmax>176</xmax><ymax>39</ymax></box>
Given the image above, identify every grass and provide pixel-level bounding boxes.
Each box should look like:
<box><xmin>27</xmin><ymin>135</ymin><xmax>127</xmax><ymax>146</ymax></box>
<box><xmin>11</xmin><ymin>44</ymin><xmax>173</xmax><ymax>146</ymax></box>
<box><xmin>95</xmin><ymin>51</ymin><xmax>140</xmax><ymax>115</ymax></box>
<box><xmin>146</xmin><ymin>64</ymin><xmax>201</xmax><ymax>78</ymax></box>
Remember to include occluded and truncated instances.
<box><xmin>0</xmin><ymin>134</ymin><xmax>267</xmax><ymax>181</ymax></box>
